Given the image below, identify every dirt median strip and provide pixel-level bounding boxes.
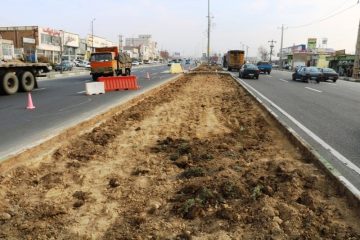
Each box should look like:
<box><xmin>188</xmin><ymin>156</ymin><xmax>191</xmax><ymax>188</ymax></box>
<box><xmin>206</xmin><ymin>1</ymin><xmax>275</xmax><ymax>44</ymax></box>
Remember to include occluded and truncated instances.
<box><xmin>0</xmin><ymin>71</ymin><xmax>359</xmax><ymax>239</ymax></box>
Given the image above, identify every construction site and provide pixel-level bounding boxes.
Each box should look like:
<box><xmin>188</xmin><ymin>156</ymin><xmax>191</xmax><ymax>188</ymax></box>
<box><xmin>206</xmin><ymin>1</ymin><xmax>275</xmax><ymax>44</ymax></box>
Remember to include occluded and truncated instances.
<box><xmin>0</xmin><ymin>65</ymin><xmax>359</xmax><ymax>239</ymax></box>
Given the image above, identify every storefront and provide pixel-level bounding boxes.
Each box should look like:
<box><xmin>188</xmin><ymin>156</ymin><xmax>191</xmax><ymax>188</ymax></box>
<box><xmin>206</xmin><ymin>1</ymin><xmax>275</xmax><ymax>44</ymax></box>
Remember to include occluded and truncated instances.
<box><xmin>37</xmin><ymin>27</ymin><xmax>61</xmax><ymax>63</ymax></box>
<box><xmin>327</xmin><ymin>55</ymin><xmax>355</xmax><ymax>77</ymax></box>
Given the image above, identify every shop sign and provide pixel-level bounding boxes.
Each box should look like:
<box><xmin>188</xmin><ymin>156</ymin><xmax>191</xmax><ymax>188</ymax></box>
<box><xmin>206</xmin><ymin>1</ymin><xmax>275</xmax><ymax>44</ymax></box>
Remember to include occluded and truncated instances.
<box><xmin>23</xmin><ymin>37</ymin><xmax>35</xmax><ymax>44</ymax></box>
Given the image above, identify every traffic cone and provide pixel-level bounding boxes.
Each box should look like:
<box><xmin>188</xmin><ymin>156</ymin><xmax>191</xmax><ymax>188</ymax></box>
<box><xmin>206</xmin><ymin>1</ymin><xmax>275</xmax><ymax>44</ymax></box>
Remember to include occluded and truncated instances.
<box><xmin>26</xmin><ymin>92</ymin><xmax>36</xmax><ymax>110</ymax></box>
<box><xmin>146</xmin><ymin>72</ymin><xmax>150</xmax><ymax>80</ymax></box>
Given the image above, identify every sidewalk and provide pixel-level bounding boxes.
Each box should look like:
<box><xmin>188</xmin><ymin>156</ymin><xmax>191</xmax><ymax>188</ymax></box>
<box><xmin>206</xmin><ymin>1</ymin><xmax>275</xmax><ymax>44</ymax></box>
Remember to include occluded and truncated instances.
<box><xmin>339</xmin><ymin>76</ymin><xmax>360</xmax><ymax>83</ymax></box>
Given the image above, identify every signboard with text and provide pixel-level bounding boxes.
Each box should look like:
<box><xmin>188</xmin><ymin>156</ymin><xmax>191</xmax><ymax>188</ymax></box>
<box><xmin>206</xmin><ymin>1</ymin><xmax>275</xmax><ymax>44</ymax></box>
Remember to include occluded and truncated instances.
<box><xmin>307</xmin><ymin>38</ymin><xmax>317</xmax><ymax>50</ymax></box>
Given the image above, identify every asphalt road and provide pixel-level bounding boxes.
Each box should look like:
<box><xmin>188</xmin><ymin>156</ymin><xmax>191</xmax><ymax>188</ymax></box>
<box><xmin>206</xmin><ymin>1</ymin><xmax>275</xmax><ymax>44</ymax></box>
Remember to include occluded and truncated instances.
<box><xmin>0</xmin><ymin>64</ymin><xmax>191</xmax><ymax>160</ymax></box>
<box><xmin>232</xmin><ymin>70</ymin><xmax>360</xmax><ymax>190</ymax></box>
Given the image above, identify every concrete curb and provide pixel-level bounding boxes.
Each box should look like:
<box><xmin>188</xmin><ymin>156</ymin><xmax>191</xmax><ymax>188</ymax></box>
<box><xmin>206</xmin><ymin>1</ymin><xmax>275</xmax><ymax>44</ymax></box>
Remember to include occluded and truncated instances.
<box><xmin>339</xmin><ymin>77</ymin><xmax>360</xmax><ymax>83</ymax></box>
<box><xmin>39</xmin><ymin>71</ymin><xmax>90</xmax><ymax>81</ymax></box>
<box><xmin>228</xmin><ymin>73</ymin><xmax>360</xmax><ymax>209</ymax></box>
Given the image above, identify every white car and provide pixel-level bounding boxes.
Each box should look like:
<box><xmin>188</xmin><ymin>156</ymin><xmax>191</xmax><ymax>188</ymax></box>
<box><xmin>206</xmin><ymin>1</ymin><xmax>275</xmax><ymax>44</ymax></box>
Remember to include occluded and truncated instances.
<box><xmin>78</xmin><ymin>61</ymin><xmax>89</xmax><ymax>68</ymax></box>
<box><xmin>132</xmin><ymin>61</ymin><xmax>140</xmax><ymax>66</ymax></box>
<box><xmin>73</xmin><ymin>59</ymin><xmax>84</xmax><ymax>67</ymax></box>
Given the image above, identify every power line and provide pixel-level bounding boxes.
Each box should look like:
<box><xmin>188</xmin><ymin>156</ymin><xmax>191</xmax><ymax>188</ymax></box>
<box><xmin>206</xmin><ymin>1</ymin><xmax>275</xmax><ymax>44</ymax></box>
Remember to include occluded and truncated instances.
<box><xmin>289</xmin><ymin>1</ymin><xmax>359</xmax><ymax>29</ymax></box>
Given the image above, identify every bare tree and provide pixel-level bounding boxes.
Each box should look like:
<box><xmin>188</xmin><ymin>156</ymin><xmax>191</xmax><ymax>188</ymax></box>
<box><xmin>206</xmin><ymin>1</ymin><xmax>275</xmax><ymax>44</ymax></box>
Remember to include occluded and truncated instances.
<box><xmin>258</xmin><ymin>46</ymin><xmax>269</xmax><ymax>61</ymax></box>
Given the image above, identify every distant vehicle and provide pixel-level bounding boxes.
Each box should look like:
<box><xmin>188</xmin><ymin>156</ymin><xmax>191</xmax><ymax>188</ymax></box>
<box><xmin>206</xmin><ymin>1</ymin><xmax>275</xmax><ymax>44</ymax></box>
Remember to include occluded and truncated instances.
<box><xmin>318</xmin><ymin>68</ymin><xmax>339</xmax><ymax>82</ymax></box>
<box><xmin>224</xmin><ymin>50</ymin><xmax>245</xmax><ymax>71</ymax></box>
<box><xmin>132</xmin><ymin>61</ymin><xmax>140</xmax><ymax>66</ymax></box>
<box><xmin>257</xmin><ymin>61</ymin><xmax>272</xmax><ymax>74</ymax></box>
<box><xmin>85</xmin><ymin>62</ymin><xmax>90</xmax><ymax>69</ymax></box>
<box><xmin>73</xmin><ymin>59</ymin><xmax>84</xmax><ymax>67</ymax></box>
<box><xmin>239</xmin><ymin>64</ymin><xmax>260</xmax><ymax>79</ymax></box>
<box><xmin>292</xmin><ymin>66</ymin><xmax>322</xmax><ymax>83</ymax></box>
<box><xmin>90</xmin><ymin>46</ymin><xmax>132</xmax><ymax>80</ymax></box>
<box><xmin>78</xmin><ymin>61</ymin><xmax>89</xmax><ymax>68</ymax></box>
<box><xmin>168</xmin><ymin>60</ymin><xmax>176</xmax><ymax>66</ymax></box>
<box><xmin>54</xmin><ymin>61</ymin><xmax>73</xmax><ymax>71</ymax></box>
<box><xmin>185</xmin><ymin>59</ymin><xmax>191</xmax><ymax>64</ymax></box>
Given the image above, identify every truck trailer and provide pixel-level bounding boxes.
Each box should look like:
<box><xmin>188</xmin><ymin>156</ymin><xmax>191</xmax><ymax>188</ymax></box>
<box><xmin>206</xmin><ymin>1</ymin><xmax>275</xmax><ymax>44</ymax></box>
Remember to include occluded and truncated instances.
<box><xmin>0</xmin><ymin>61</ymin><xmax>50</xmax><ymax>95</ymax></box>
<box><xmin>90</xmin><ymin>47</ymin><xmax>132</xmax><ymax>81</ymax></box>
<box><xmin>226</xmin><ymin>50</ymin><xmax>245</xmax><ymax>71</ymax></box>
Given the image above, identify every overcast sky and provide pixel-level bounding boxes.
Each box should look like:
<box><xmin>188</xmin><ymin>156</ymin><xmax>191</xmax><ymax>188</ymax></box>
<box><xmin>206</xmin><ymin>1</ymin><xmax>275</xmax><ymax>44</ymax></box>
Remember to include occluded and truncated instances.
<box><xmin>0</xmin><ymin>0</ymin><xmax>359</xmax><ymax>57</ymax></box>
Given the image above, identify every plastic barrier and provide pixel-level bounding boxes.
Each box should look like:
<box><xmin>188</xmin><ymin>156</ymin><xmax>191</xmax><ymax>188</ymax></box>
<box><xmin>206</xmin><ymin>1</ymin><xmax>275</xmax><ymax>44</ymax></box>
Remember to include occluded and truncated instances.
<box><xmin>85</xmin><ymin>82</ymin><xmax>105</xmax><ymax>95</ymax></box>
<box><xmin>98</xmin><ymin>76</ymin><xmax>140</xmax><ymax>91</ymax></box>
<box><xmin>170</xmin><ymin>63</ymin><xmax>184</xmax><ymax>74</ymax></box>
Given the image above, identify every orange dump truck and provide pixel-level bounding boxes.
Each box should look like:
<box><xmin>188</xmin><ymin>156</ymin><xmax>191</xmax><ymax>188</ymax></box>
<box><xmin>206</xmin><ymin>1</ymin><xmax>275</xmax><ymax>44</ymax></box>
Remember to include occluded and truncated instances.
<box><xmin>90</xmin><ymin>47</ymin><xmax>132</xmax><ymax>81</ymax></box>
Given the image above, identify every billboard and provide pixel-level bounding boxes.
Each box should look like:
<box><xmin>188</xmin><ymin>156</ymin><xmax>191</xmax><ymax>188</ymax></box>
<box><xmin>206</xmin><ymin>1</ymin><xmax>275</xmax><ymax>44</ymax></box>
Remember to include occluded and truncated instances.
<box><xmin>307</xmin><ymin>38</ymin><xmax>317</xmax><ymax>50</ymax></box>
<box><xmin>63</xmin><ymin>32</ymin><xmax>79</xmax><ymax>48</ymax></box>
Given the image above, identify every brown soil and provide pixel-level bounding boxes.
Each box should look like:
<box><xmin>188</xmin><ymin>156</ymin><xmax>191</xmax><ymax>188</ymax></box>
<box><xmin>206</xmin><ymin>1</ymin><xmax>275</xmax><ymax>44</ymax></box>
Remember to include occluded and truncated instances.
<box><xmin>0</xmin><ymin>72</ymin><xmax>359</xmax><ymax>239</ymax></box>
<box><xmin>192</xmin><ymin>64</ymin><xmax>223</xmax><ymax>72</ymax></box>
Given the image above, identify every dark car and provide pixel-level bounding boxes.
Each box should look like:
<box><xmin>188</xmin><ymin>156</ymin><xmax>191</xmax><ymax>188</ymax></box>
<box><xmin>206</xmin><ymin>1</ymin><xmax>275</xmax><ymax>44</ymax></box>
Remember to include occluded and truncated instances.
<box><xmin>239</xmin><ymin>64</ymin><xmax>260</xmax><ymax>79</ymax></box>
<box><xmin>257</xmin><ymin>61</ymin><xmax>272</xmax><ymax>74</ymax></box>
<box><xmin>54</xmin><ymin>61</ymin><xmax>73</xmax><ymax>71</ymax></box>
<box><xmin>318</xmin><ymin>68</ymin><xmax>339</xmax><ymax>82</ymax></box>
<box><xmin>292</xmin><ymin>66</ymin><xmax>322</xmax><ymax>83</ymax></box>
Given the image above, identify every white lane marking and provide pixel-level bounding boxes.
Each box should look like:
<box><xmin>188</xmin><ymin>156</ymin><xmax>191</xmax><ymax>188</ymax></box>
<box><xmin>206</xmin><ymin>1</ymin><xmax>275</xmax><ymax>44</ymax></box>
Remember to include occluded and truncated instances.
<box><xmin>77</xmin><ymin>90</ymin><xmax>86</xmax><ymax>94</ymax></box>
<box><xmin>33</xmin><ymin>88</ymin><xmax>46</xmax><ymax>91</ymax></box>
<box><xmin>305</xmin><ymin>87</ymin><xmax>322</xmax><ymax>93</ymax></box>
<box><xmin>279</xmin><ymin>79</ymin><xmax>288</xmax><ymax>82</ymax></box>
<box><xmin>237</xmin><ymin>77</ymin><xmax>360</xmax><ymax>177</ymax></box>
<box><xmin>339</xmin><ymin>176</ymin><xmax>360</xmax><ymax>198</ymax></box>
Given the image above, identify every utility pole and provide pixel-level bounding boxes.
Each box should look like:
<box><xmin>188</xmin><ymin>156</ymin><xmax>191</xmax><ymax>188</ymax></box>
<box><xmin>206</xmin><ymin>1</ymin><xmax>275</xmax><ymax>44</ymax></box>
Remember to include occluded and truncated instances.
<box><xmin>118</xmin><ymin>35</ymin><xmax>123</xmax><ymax>52</ymax></box>
<box><xmin>91</xmin><ymin>18</ymin><xmax>96</xmax><ymax>53</ymax></box>
<box><xmin>268</xmin><ymin>40</ymin><xmax>276</xmax><ymax>63</ymax></box>
<box><xmin>353</xmin><ymin>19</ymin><xmax>360</xmax><ymax>79</ymax></box>
<box><xmin>207</xmin><ymin>0</ymin><xmax>211</xmax><ymax>64</ymax></box>
<box><xmin>279</xmin><ymin>24</ymin><xmax>287</xmax><ymax>69</ymax></box>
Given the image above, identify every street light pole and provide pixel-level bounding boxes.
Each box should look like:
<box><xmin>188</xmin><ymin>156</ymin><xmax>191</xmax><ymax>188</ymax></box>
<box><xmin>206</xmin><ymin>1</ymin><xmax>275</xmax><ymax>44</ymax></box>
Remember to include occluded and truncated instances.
<box><xmin>91</xmin><ymin>18</ymin><xmax>96</xmax><ymax>53</ymax></box>
<box><xmin>207</xmin><ymin>0</ymin><xmax>211</xmax><ymax>64</ymax></box>
<box><xmin>268</xmin><ymin>40</ymin><xmax>276</xmax><ymax>63</ymax></box>
<box><xmin>353</xmin><ymin>19</ymin><xmax>360</xmax><ymax>79</ymax></box>
<box><xmin>279</xmin><ymin>24</ymin><xmax>286</xmax><ymax>69</ymax></box>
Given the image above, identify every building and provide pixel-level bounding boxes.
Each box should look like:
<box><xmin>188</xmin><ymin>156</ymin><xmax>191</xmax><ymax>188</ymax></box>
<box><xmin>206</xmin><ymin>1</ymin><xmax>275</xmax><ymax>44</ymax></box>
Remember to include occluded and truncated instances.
<box><xmin>279</xmin><ymin>39</ymin><xmax>335</xmax><ymax>68</ymax></box>
<box><xmin>0</xmin><ymin>26</ymin><xmax>118</xmax><ymax>63</ymax></box>
<box><xmin>326</xmin><ymin>50</ymin><xmax>355</xmax><ymax>77</ymax></box>
<box><xmin>125</xmin><ymin>34</ymin><xmax>159</xmax><ymax>62</ymax></box>
<box><xmin>62</xmin><ymin>31</ymin><xmax>80</xmax><ymax>61</ymax></box>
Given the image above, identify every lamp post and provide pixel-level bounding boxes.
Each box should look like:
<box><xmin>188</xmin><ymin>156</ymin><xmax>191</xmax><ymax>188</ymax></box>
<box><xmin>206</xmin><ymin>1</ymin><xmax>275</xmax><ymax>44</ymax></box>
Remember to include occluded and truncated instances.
<box><xmin>91</xmin><ymin>18</ymin><xmax>96</xmax><ymax>53</ymax></box>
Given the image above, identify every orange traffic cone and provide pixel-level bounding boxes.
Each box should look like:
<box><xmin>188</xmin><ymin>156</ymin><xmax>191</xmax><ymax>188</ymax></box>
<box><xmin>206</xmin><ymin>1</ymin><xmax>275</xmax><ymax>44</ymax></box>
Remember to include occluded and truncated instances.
<box><xmin>146</xmin><ymin>72</ymin><xmax>150</xmax><ymax>80</ymax></box>
<box><xmin>26</xmin><ymin>92</ymin><xmax>36</xmax><ymax>110</ymax></box>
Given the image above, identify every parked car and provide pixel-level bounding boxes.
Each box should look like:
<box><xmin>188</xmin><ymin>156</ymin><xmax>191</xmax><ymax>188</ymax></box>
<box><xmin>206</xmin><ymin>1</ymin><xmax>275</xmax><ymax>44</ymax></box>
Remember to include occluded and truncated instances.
<box><xmin>54</xmin><ymin>61</ymin><xmax>73</xmax><ymax>71</ymax></box>
<box><xmin>77</xmin><ymin>61</ymin><xmax>89</xmax><ymax>68</ymax></box>
<box><xmin>257</xmin><ymin>61</ymin><xmax>272</xmax><ymax>74</ymax></box>
<box><xmin>318</xmin><ymin>68</ymin><xmax>339</xmax><ymax>82</ymax></box>
<box><xmin>239</xmin><ymin>64</ymin><xmax>260</xmax><ymax>79</ymax></box>
<box><xmin>73</xmin><ymin>59</ymin><xmax>84</xmax><ymax>67</ymax></box>
<box><xmin>85</xmin><ymin>62</ymin><xmax>90</xmax><ymax>69</ymax></box>
<box><xmin>292</xmin><ymin>66</ymin><xmax>322</xmax><ymax>83</ymax></box>
<box><xmin>132</xmin><ymin>61</ymin><xmax>140</xmax><ymax>66</ymax></box>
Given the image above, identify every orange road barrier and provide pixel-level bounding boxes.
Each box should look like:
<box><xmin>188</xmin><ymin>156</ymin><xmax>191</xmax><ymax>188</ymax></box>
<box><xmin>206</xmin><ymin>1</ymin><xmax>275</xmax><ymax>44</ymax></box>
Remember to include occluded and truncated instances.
<box><xmin>26</xmin><ymin>92</ymin><xmax>36</xmax><ymax>110</ymax></box>
<box><xmin>98</xmin><ymin>76</ymin><xmax>140</xmax><ymax>91</ymax></box>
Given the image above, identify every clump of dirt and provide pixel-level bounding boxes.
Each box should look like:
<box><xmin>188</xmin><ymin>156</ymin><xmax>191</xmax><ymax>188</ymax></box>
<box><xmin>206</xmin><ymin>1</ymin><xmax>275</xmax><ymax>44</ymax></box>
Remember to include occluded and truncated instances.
<box><xmin>193</xmin><ymin>63</ymin><xmax>223</xmax><ymax>72</ymax></box>
<box><xmin>0</xmin><ymin>71</ymin><xmax>359</xmax><ymax>239</ymax></box>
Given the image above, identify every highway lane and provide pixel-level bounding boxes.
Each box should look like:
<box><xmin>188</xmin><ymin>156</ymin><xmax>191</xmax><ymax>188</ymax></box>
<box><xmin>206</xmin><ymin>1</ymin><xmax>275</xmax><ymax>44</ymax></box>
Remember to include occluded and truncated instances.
<box><xmin>232</xmin><ymin>70</ymin><xmax>360</xmax><ymax>190</ymax></box>
<box><xmin>0</xmin><ymin>64</ymin><xmax>189</xmax><ymax>160</ymax></box>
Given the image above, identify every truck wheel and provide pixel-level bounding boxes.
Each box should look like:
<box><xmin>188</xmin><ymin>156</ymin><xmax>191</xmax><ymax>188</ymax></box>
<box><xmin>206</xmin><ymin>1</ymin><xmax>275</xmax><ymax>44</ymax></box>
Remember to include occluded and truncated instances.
<box><xmin>20</xmin><ymin>71</ymin><xmax>35</xmax><ymax>92</ymax></box>
<box><xmin>92</xmin><ymin>74</ymin><xmax>98</xmax><ymax>81</ymax></box>
<box><xmin>1</xmin><ymin>72</ymin><xmax>19</xmax><ymax>95</ymax></box>
<box><xmin>125</xmin><ymin>69</ymin><xmax>131</xmax><ymax>76</ymax></box>
<box><xmin>228</xmin><ymin>67</ymin><xmax>231</xmax><ymax>71</ymax></box>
